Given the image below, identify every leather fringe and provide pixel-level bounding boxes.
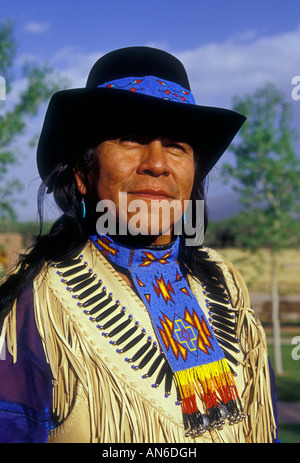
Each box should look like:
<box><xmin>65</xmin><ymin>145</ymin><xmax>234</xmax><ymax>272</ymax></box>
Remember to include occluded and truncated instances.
<box><xmin>238</xmin><ymin>305</ymin><xmax>277</xmax><ymax>443</ymax></box>
<box><xmin>202</xmin><ymin>250</ymin><xmax>277</xmax><ymax>443</ymax></box>
<box><xmin>0</xmin><ymin>297</ymin><xmax>17</xmax><ymax>363</ymax></box>
<box><xmin>1</xmin><ymin>246</ymin><xmax>277</xmax><ymax>443</ymax></box>
<box><xmin>32</xmin><ymin>271</ymin><xmax>197</xmax><ymax>442</ymax></box>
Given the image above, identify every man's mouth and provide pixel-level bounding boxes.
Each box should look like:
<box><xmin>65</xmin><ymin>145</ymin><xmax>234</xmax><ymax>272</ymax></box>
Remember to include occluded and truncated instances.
<box><xmin>128</xmin><ymin>189</ymin><xmax>174</xmax><ymax>200</ymax></box>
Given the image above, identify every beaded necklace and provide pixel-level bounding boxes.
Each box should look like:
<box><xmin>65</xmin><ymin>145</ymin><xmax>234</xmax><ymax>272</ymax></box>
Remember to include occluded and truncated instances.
<box><xmin>88</xmin><ymin>234</ymin><xmax>245</xmax><ymax>436</ymax></box>
<box><xmin>53</xmin><ymin>236</ymin><xmax>245</xmax><ymax>437</ymax></box>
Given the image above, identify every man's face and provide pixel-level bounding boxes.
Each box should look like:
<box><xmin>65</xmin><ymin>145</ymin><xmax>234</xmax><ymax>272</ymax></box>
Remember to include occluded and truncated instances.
<box><xmin>77</xmin><ymin>135</ymin><xmax>195</xmax><ymax>245</ymax></box>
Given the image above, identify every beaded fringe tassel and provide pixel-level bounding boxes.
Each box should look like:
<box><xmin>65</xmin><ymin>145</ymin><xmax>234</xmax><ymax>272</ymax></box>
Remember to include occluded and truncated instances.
<box><xmin>175</xmin><ymin>358</ymin><xmax>244</xmax><ymax>437</ymax></box>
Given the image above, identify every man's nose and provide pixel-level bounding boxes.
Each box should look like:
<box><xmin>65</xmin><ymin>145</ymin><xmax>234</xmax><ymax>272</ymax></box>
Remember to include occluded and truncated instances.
<box><xmin>137</xmin><ymin>140</ymin><xmax>170</xmax><ymax>177</ymax></box>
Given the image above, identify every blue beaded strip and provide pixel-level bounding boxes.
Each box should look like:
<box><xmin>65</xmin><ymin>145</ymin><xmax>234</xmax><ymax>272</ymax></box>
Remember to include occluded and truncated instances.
<box><xmin>52</xmin><ymin>251</ymin><xmax>241</xmax><ymax>406</ymax></box>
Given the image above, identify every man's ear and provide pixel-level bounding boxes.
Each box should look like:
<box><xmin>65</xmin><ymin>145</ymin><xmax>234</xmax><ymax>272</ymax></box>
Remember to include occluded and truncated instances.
<box><xmin>73</xmin><ymin>167</ymin><xmax>88</xmax><ymax>195</ymax></box>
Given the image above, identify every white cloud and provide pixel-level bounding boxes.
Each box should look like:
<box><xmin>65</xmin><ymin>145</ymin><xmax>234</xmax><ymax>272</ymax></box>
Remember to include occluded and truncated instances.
<box><xmin>46</xmin><ymin>25</ymin><xmax>300</xmax><ymax>112</ymax></box>
<box><xmin>176</xmin><ymin>25</ymin><xmax>300</xmax><ymax>109</ymax></box>
<box><xmin>24</xmin><ymin>21</ymin><xmax>50</xmax><ymax>34</ymax></box>
<box><xmin>51</xmin><ymin>47</ymin><xmax>104</xmax><ymax>87</ymax></box>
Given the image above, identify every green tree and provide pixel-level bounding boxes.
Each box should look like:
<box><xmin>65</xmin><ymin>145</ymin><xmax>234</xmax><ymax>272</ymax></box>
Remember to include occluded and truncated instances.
<box><xmin>222</xmin><ymin>82</ymin><xmax>300</xmax><ymax>375</ymax></box>
<box><xmin>0</xmin><ymin>19</ymin><xmax>67</xmax><ymax>219</ymax></box>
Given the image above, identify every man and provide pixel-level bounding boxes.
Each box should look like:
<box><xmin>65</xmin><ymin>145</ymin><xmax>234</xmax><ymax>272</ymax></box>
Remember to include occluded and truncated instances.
<box><xmin>0</xmin><ymin>47</ymin><xmax>278</xmax><ymax>443</ymax></box>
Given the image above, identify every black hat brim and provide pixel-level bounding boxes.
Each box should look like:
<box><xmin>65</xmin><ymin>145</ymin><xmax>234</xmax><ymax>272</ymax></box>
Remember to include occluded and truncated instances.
<box><xmin>36</xmin><ymin>86</ymin><xmax>246</xmax><ymax>187</ymax></box>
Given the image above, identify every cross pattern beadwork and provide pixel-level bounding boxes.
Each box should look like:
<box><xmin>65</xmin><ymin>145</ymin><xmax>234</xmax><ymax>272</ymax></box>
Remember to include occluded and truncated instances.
<box><xmin>174</xmin><ymin>319</ymin><xmax>198</xmax><ymax>353</ymax></box>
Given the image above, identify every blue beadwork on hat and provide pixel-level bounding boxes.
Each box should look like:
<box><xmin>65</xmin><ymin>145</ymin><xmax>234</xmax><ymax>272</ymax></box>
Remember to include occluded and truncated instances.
<box><xmin>98</xmin><ymin>75</ymin><xmax>196</xmax><ymax>105</ymax></box>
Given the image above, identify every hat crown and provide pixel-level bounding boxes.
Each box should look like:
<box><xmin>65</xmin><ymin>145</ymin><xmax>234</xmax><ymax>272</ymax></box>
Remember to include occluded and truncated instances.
<box><xmin>86</xmin><ymin>46</ymin><xmax>191</xmax><ymax>91</ymax></box>
<box><xmin>37</xmin><ymin>46</ymin><xmax>246</xmax><ymax>186</ymax></box>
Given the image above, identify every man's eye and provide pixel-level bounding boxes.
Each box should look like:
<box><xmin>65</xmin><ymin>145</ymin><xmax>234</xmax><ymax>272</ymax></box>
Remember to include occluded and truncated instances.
<box><xmin>166</xmin><ymin>143</ymin><xmax>186</xmax><ymax>152</ymax></box>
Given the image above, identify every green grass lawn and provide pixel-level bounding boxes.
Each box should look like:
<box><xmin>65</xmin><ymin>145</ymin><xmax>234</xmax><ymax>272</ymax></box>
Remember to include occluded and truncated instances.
<box><xmin>278</xmin><ymin>425</ymin><xmax>300</xmax><ymax>443</ymax></box>
<box><xmin>267</xmin><ymin>343</ymin><xmax>300</xmax><ymax>402</ymax></box>
<box><xmin>267</xmin><ymin>341</ymin><xmax>300</xmax><ymax>443</ymax></box>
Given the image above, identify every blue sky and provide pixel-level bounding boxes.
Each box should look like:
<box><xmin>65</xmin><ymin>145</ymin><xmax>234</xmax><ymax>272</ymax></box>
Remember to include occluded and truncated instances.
<box><xmin>4</xmin><ymin>0</ymin><xmax>300</xmax><ymax>58</ymax></box>
<box><xmin>1</xmin><ymin>0</ymin><xmax>300</xmax><ymax>220</ymax></box>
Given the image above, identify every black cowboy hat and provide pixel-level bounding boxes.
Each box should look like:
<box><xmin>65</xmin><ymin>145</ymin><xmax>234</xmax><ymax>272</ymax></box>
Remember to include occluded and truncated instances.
<box><xmin>37</xmin><ymin>46</ymin><xmax>245</xmax><ymax>188</ymax></box>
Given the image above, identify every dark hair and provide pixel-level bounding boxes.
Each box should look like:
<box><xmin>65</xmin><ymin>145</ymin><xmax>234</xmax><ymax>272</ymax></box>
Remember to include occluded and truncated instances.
<box><xmin>0</xmin><ymin>146</ymin><xmax>226</xmax><ymax>323</ymax></box>
<box><xmin>0</xmin><ymin>148</ymin><xmax>94</xmax><ymax>323</ymax></box>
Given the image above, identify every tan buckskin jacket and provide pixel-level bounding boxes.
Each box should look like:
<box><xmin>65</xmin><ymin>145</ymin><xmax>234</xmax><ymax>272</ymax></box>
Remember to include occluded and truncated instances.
<box><xmin>3</xmin><ymin>241</ymin><xmax>277</xmax><ymax>443</ymax></box>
